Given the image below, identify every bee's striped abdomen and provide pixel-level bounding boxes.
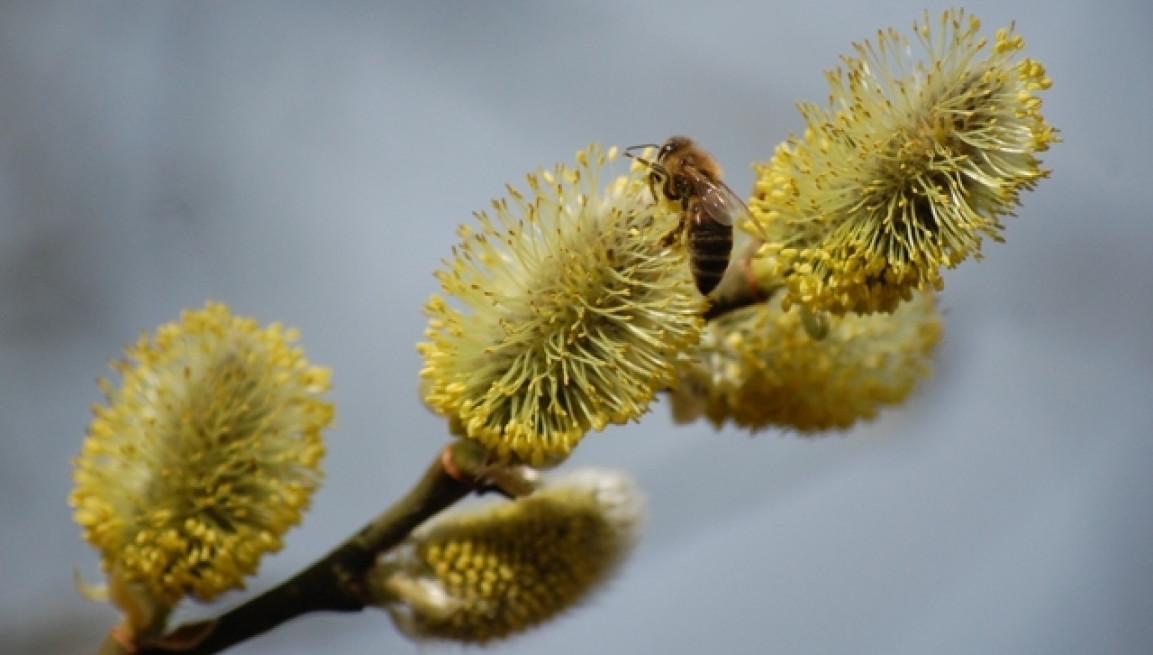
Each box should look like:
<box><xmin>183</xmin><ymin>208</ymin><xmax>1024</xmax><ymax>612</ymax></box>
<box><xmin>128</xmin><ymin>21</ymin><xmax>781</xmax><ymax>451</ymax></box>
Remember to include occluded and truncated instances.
<box><xmin>687</xmin><ymin>211</ymin><xmax>733</xmax><ymax>295</ymax></box>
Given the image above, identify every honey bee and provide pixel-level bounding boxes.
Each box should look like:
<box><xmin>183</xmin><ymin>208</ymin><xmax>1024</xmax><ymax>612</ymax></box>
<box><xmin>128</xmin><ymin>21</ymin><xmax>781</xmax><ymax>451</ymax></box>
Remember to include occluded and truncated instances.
<box><xmin>625</xmin><ymin>136</ymin><xmax>757</xmax><ymax>296</ymax></box>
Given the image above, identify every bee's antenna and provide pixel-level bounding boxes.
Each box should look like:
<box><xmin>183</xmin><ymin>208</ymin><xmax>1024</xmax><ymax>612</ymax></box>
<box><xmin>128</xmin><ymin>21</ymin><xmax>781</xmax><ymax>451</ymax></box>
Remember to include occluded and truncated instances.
<box><xmin>624</xmin><ymin>144</ymin><xmax>660</xmax><ymax>157</ymax></box>
<box><xmin>624</xmin><ymin>145</ymin><xmax>665</xmax><ymax>176</ymax></box>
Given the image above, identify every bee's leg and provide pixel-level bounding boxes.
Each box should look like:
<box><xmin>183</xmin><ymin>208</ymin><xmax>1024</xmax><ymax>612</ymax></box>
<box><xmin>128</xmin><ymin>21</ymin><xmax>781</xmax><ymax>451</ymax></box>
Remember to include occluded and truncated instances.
<box><xmin>647</xmin><ymin>175</ymin><xmax>661</xmax><ymax>205</ymax></box>
<box><xmin>646</xmin><ymin>167</ymin><xmax>667</xmax><ymax>205</ymax></box>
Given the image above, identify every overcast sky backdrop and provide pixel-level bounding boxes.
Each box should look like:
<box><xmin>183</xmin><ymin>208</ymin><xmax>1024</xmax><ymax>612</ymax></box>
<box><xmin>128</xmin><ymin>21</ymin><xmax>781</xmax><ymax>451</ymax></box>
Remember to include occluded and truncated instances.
<box><xmin>2</xmin><ymin>1</ymin><xmax>1151</xmax><ymax>653</ymax></box>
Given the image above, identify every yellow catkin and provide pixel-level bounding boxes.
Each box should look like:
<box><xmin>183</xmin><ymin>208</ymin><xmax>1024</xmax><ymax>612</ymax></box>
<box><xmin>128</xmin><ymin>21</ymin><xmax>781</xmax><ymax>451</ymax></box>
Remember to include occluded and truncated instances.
<box><xmin>70</xmin><ymin>302</ymin><xmax>333</xmax><ymax>608</ymax></box>
<box><xmin>373</xmin><ymin>469</ymin><xmax>644</xmax><ymax>644</ymax></box>
<box><xmin>750</xmin><ymin>9</ymin><xmax>1057</xmax><ymax>315</ymax></box>
<box><xmin>670</xmin><ymin>291</ymin><xmax>941</xmax><ymax>432</ymax></box>
<box><xmin>419</xmin><ymin>144</ymin><xmax>704</xmax><ymax>466</ymax></box>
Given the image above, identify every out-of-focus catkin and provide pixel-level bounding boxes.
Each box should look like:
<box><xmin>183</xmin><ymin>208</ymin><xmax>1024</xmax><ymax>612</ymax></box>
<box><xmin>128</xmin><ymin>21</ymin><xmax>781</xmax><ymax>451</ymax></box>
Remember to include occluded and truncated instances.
<box><xmin>368</xmin><ymin>469</ymin><xmax>644</xmax><ymax>643</ymax></box>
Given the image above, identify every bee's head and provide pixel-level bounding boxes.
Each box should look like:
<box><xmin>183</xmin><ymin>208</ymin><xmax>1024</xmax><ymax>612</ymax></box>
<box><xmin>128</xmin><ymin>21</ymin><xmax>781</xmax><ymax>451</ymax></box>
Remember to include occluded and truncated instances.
<box><xmin>659</xmin><ymin>136</ymin><xmax>695</xmax><ymax>163</ymax></box>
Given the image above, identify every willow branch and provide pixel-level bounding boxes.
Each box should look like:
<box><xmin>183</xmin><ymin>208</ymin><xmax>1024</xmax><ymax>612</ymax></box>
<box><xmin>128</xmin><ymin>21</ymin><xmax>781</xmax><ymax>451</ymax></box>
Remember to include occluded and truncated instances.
<box><xmin>132</xmin><ymin>444</ymin><xmax>476</xmax><ymax>655</ymax></box>
<box><xmin>113</xmin><ymin>240</ymin><xmax>764</xmax><ymax>655</ymax></box>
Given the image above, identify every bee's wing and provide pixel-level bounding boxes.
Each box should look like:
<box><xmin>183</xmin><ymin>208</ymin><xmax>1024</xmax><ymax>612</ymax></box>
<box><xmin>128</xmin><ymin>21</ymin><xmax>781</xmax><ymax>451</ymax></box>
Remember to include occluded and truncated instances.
<box><xmin>681</xmin><ymin>165</ymin><xmax>741</xmax><ymax>227</ymax></box>
<box><xmin>684</xmin><ymin>165</ymin><xmax>767</xmax><ymax>240</ymax></box>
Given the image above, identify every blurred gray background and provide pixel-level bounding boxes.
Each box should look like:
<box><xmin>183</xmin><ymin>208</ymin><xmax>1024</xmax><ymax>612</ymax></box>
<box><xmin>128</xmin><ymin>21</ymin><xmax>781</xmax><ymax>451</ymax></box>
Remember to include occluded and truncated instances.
<box><xmin>3</xmin><ymin>1</ymin><xmax>1151</xmax><ymax>653</ymax></box>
